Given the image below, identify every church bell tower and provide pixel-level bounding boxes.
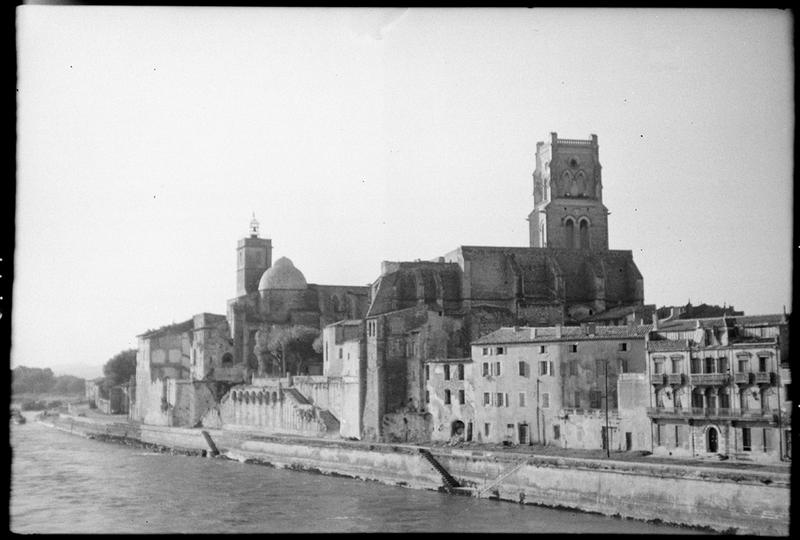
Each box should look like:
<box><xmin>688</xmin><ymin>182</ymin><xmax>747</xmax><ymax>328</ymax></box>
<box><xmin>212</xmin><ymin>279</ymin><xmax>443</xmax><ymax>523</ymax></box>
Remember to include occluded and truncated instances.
<box><xmin>528</xmin><ymin>132</ymin><xmax>609</xmax><ymax>250</ymax></box>
<box><xmin>236</xmin><ymin>214</ymin><xmax>272</xmax><ymax>297</ymax></box>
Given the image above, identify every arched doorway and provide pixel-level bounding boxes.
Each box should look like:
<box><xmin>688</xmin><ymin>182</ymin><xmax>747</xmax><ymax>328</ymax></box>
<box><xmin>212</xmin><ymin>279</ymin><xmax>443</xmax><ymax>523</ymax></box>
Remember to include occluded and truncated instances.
<box><xmin>707</xmin><ymin>427</ymin><xmax>718</xmax><ymax>453</ymax></box>
<box><xmin>451</xmin><ymin>420</ymin><xmax>465</xmax><ymax>438</ymax></box>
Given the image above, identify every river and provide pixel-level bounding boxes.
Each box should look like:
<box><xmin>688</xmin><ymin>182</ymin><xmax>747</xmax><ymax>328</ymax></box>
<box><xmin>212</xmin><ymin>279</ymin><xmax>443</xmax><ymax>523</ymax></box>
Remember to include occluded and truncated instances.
<box><xmin>10</xmin><ymin>414</ymin><xmax>706</xmax><ymax>534</ymax></box>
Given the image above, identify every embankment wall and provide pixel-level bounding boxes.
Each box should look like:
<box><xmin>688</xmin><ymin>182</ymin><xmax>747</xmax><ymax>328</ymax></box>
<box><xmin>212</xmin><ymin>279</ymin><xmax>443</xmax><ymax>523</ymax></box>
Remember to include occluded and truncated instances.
<box><xmin>40</xmin><ymin>414</ymin><xmax>789</xmax><ymax>535</ymax></box>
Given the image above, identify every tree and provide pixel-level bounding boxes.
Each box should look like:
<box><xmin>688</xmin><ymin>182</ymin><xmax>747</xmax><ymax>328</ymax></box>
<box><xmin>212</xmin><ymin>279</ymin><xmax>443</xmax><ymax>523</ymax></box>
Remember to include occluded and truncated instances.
<box><xmin>52</xmin><ymin>375</ymin><xmax>85</xmax><ymax>395</ymax></box>
<box><xmin>12</xmin><ymin>366</ymin><xmax>56</xmax><ymax>394</ymax></box>
<box><xmin>102</xmin><ymin>349</ymin><xmax>137</xmax><ymax>390</ymax></box>
<box><xmin>254</xmin><ymin>325</ymin><xmax>321</xmax><ymax>376</ymax></box>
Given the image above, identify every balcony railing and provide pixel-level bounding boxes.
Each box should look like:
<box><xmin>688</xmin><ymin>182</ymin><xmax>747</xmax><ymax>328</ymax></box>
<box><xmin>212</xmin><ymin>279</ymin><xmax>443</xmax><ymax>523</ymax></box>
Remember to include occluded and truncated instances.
<box><xmin>754</xmin><ymin>371</ymin><xmax>776</xmax><ymax>385</ymax></box>
<box><xmin>734</xmin><ymin>372</ymin><xmax>754</xmax><ymax>385</ymax></box>
<box><xmin>646</xmin><ymin>407</ymin><xmax>778</xmax><ymax>421</ymax></box>
<box><xmin>666</xmin><ymin>373</ymin><xmax>686</xmax><ymax>385</ymax></box>
<box><xmin>690</xmin><ymin>373</ymin><xmax>731</xmax><ymax>386</ymax></box>
<box><xmin>650</xmin><ymin>373</ymin><xmax>667</xmax><ymax>385</ymax></box>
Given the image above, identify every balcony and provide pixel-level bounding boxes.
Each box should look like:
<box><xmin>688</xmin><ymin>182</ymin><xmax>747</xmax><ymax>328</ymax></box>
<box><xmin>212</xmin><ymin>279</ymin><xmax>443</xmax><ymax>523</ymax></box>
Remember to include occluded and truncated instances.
<box><xmin>734</xmin><ymin>372</ymin><xmax>754</xmax><ymax>385</ymax></box>
<box><xmin>647</xmin><ymin>407</ymin><xmax>778</xmax><ymax>422</ymax></box>
<box><xmin>666</xmin><ymin>373</ymin><xmax>686</xmax><ymax>385</ymax></box>
<box><xmin>650</xmin><ymin>373</ymin><xmax>667</xmax><ymax>385</ymax></box>
<box><xmin>690</xmin><ymin>373</ymin><xmax>731</xmax><ymax>386</ymax></box>
<box><xmin>754</xmin><ymin>371</ymin><xmax>776</xmax><ymax>385</ymax></box>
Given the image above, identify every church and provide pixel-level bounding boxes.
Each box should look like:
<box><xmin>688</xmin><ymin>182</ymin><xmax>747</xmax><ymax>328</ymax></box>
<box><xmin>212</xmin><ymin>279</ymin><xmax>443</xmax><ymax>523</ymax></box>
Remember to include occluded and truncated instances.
<box><xmin>133</xmin><ymin>132</ymin><xmax>650</xmax><ymax>442</ymax></box>
<box><xmin>360</xmin><ymin>133</ymin><xmax>650</xmax><ymax>440</ymax></box>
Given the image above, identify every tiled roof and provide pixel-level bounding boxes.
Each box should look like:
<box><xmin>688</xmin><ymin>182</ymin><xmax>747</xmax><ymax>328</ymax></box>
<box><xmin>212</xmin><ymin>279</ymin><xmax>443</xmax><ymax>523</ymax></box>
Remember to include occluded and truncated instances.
<box><xmin>647</xmin><ymin>339</ymin><xmax>690</xmax><ymax>352</ymax></box>
<box><xmin>424</xmin><ymin>357</ymin><xmax>472</xmax><ymax>364</ymax></box>
<box><xmin>657</xmin><ymin>313</ymin><xmax>787</xmax><ymax>332</ymax></box>
<box><xmin>329</xmin><ymin>319</ymin><xmax>363</xmax><ymax>326</ymax></box>
<box><xmin>472</xmin><ymin>325</ymin><xmax>652</xmax><ymax>345</ymax></box>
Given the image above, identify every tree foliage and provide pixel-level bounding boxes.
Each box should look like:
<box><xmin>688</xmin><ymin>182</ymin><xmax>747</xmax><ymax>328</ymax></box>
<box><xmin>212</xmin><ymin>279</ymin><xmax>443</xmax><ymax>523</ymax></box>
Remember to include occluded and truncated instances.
<box><xmin>102</xmin><ymin>349</ymin><xmax>137</xmax><ymax>390</ymax></box>
<box><xmin>12</xmin><ymin>366</ymin><xmax>84</xmax><ymax>396</ymax></box>
<box><xmin>253</xmin><ymin>325</ymin><xmax>321</xmax><ymax>376</ymax></box>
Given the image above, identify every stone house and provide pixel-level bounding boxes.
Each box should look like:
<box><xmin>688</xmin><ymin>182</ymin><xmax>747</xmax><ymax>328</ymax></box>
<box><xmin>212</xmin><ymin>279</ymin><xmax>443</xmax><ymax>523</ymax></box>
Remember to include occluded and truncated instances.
<box><xmin>646</xmin><ymin>314</ymin><xmax>791</xmax><ymax>462</ymax></box>
<box><xmin>467</xmin><ymin>324</ymin><xmax>650</xmax><ymax>450</ymax></box>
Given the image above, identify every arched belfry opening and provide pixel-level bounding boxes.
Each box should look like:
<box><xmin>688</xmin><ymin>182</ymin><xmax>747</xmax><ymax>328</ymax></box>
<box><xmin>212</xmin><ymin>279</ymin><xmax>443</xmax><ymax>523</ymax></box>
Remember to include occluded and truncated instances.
<box><xmin>579</xmin><ymin>219</ymin><xmax>590</xmax><ymax>249</ymax></box>
<box><xmin>565</xmin><ymin>219</ymin><xmax>575</xmax><ymax>249</ymax></box>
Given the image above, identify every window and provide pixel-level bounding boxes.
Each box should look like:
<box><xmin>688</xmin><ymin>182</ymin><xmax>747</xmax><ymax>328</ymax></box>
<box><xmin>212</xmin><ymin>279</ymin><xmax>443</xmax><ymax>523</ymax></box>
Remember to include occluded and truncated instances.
<box><xmin>595</xmin><ymin>359</ymin><xmax>605</xmax><ymax>376</ymax></box>
<box><xmin>425</xmin><ymin>390</ymin><xmax>430</xmax><ymax>403</ymax></box>
<box><xmin>483</xmin><ymin>362</ymin><xmax>489</xmax><ymax>377</ymax></box>
<box><xmin>654</xmin><ymin>361</ymin><xmax>663</xmax><ymax>374</ymax></box>
<box><xmin>784</xmin><ymin>383</ymin><xmax>791</xmax><ymax>400</ymax></box>
<box><xmin>539</xmin><ymin>345</ymin><xmax>547</xmax><ymax>354</ymax></box>
<box><xmin>619</xmin><ymin>359</ymin><xmax>628</xmax><ymax>373</ymax></box>
<box><xmin>518</xmin><ymin>361</ymin><xmax>526</xmax><ymax>376</ymax></box>
<box><xmin>570</xmin><ymin>360</ymin><xmax>578</xmax><ymax>376</ymax></box>
<box><xmin>444</xmin><ymin>365</ymin><xmax>451</xmax><ymax>380</ymax></box>
<box><xmin>758</xmin><ymin>356</ymin><xmax>768</xmax><ymax>372</ymax></box>
<box><xmin>539</xmin><ymin>361</ymin><xmax>549</xmax><ymax>376</ymax></box>
<box><xmin>590</xmin><ymin>390</ymin><xmax>602</xmax><ymax>409</ymax></box>
<box><xmin>570</xmin><ymin>344</ymin><xmax>578</xmax><ymax>353</ymax></box>
<box><xmin>718</xmin><ymin>357</ymin><xmax>728</xmax><ymax>374</ymax></box>
<box><xmin>484</xmin><ymin>423</ymin><xmax>491</xmax><ymax>437</ymax></box>
<box><xmin>483</xmin><ymin>392</ymin><xmax>491</xmax><ymax>406</ymax></box>
<box><xmin>505</xmin><ymin>393</ymin><xmax>510</xmax><ymax>408</ymax></box>
<box><xmin>619</xmin><ymin>343</ymin><xmax>628</xmax><ymax>352</ymax></box>
<box><xmin>496</xmin><ymin>393</ymin><xmax>504</xmax><ymax>407</ymax></box>
<box><xmin>704</xmin><ymin>357</ymin><xmax>715</xmax><ymax>374</ymax></box>
<box><xmin>553</xmin><ymin>425</ymin><xmax>560</xmax><ymax>440</ymax></box>
<box><xmin>574</xmin><ymin>391</ymin><xmax>581</xmax><ymax>408</ymax></box>
<box><xmin>519</xmin><ymin>392</ymin><xmax>526</xmax><ymax>407</ymax></box>
<box><xmin>425</xmin><ymin>365</ymin><xmax>430</xmax><ymax>381</ymax></box>
<box><xmin>675</xmin><ymin>426</ymin><xmax>680</xmax><ymax>448</ymax></box>
<box><xmin>742</xmin><ymin>428</ymin><xmax>752</xmax><ymax>452</ymax></box>
<box><xmin>496</xmin><ymin>347</ymin><xmax>505</xmax><ymax>355</ymax></box>
<box><xmin>495</xmin><ymin>362</ymin><xmax>501</xmax><ymax>376</ymax></box>
<box><xmin>738</xmin><ymin>358</ymin><xmax>749</xmax><ymax>373</ymax></box>
<box><xmin>338</xmin><ymin>348</ymin><xmax>343</xmax><ymax>359</ymax></box>
<box><xmin>458</xmin><ymin>390</ymin><xmax>465</xmax><ymax>405</ymax></box>
<box><xmin>458</xmin><ymin>364</ymin><xmax>464</xmax><ymax>380</ymax></box>
<box><xmin>670</xmin><ymin>356</ymin><xmax>682</xmax><ymax>374</ymax></box>
<box><xmin>444</xmin><ymin>390</ymin><xmax>451</xmax><ymax>405</ymax></box>
<box><xmin>541</xmin><ymin>393</ymin><xmax>550</xmax><ymax>408</ymax></box>
<box><xmin>221</xmin><ymin>353</ymin><xmax>233</xmax><ymax>366</ymax></box>
<box><xmin>691</xmin><ymin>357</ymin><xmax>702</xmax><ymax>374</ymax></box>
<box><xmin>482</xmin><ymin>347</ymin><xmax>488</xmax><ymax>356</ymax></box>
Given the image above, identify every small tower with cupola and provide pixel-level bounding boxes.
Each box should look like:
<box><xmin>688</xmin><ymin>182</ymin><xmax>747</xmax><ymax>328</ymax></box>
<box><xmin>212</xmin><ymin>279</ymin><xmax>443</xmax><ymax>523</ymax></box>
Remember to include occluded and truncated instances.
<box><xmin>236</xmin><ymin>213</ymin><xmax>272</xmax><ymax>297</ymax></box>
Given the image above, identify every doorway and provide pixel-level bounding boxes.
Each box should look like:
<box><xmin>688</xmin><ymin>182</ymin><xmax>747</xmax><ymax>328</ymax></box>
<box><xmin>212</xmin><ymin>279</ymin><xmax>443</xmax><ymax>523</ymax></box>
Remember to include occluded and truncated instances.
<box><xmin>707</xmin><ymin>427</ymin><xmax>718</xmax><ymax>453</ymax></box>
<box><xmin>451</xmin><ymin>420</ymin><xmax>465</xmax><ymax>439</ymax></box>
<box><xmin>518</xmin><ymin>423</ymin><xmax>529</xmax><ymax>445</ymax></box>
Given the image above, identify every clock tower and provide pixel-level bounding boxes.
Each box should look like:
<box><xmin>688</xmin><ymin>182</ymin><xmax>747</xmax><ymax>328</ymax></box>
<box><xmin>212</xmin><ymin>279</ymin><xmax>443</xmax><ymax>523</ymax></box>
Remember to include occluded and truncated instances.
<box><xmin>236</xmin><ymin>214</ymin><xmax>272</xmax><ymax>297</ymax></box>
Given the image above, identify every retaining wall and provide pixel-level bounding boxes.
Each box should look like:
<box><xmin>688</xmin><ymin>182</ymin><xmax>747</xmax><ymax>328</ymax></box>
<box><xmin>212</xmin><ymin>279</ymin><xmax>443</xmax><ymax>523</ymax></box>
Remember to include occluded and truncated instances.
<box><xmin>39</xmin><ymin>414</ymin><xmax>789</xmax><ymax>535</ymax></box>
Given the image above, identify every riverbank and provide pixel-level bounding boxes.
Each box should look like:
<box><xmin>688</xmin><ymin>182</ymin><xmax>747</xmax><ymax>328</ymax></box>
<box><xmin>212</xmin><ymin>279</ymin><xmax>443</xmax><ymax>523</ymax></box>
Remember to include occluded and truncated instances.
<box><xmin>35</xmin><ymin>412</ymin><xmax>789</xmax><ymax>535</ymax></box>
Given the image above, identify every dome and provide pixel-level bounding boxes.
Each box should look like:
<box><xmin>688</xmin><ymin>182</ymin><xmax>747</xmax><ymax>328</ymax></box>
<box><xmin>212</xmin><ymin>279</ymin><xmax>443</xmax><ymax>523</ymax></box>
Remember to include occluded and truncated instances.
<box><xmin>258</xmin><ymin>257</ymin><xmax>307</xmax><ymax>291</ymax></box>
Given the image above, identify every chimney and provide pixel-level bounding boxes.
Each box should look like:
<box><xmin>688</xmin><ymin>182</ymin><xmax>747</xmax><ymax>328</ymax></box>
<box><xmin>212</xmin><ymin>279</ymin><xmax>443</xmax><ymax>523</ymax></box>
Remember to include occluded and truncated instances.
<box><xmin>531</xmin><ymin>327</ymin><xmax>537</xmax><ymax>339</ymax></box>
<box><xmin>555</xmin><ymin>324</ymin><xmax>562</xmax><ymax>339</ymax></box>
<box><xmin>652</xmin><ymin>311</ymin><xmax>659</xmax><ymax>330</ymax></box>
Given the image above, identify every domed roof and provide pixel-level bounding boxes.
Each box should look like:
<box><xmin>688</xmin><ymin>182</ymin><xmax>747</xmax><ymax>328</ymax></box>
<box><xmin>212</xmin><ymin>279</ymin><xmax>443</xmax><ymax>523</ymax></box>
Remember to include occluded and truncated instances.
<box><xmin>258</xmin><ymin>257</ymin><xmax>307</xmax><ymax>291</ymax></box>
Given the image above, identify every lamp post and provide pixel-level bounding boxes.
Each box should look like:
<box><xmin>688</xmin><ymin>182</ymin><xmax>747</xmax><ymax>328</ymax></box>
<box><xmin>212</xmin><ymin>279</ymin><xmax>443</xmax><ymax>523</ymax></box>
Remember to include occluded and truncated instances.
<box><xmin>604</xmin><ymin>358</ymin><xmax>610</xmax><ymax>458</ymax></box>
<box><xmin>536</xmin><ymin>378</ymin><xmax>541</xmax><ymax>445</ymax></box>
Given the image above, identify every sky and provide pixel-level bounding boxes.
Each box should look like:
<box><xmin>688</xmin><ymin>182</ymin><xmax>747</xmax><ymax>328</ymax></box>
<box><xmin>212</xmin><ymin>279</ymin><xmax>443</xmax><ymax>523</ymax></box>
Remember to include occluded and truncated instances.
<box><xmin>13</xmin><ymin>7</ymin><xmax>793</xmax><ymax>379</ymax></box>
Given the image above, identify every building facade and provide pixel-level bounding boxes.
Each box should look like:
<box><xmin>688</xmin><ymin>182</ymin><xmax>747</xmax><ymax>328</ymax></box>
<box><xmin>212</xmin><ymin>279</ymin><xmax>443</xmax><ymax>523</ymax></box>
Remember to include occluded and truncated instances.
<box><xmin>646</xmin><ymin>314</ymin><xmax>791</xmax><ymax>462</ymax></box>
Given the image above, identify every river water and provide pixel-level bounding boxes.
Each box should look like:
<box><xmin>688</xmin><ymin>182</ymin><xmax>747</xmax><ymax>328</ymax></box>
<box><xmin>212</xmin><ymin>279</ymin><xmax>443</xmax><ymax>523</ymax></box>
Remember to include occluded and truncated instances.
<box><xmin>10</xmin><ymin>415</ymin><xmax>705</xmax><ymax>534</ymax></box>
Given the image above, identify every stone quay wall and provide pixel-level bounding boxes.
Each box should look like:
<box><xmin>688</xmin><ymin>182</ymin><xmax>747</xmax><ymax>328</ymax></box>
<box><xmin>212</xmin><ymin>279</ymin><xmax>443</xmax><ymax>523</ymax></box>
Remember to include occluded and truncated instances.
<box><xmin>39</xmin><ymin>413</ymin><xmax>789</xmax><ymax>535</ymax></box>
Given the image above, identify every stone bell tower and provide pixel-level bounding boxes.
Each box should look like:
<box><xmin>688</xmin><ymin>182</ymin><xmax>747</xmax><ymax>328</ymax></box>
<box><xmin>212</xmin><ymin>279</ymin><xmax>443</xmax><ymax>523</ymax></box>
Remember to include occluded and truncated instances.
<box><xmin>528</xmin><ymin>133</ymin><xmax>609</xmax><ymax>250</ymax></box>
<box><xmin>236</xmin><ymin>213</ymin><xmax>272</xmax><ymax>297</ymax></box>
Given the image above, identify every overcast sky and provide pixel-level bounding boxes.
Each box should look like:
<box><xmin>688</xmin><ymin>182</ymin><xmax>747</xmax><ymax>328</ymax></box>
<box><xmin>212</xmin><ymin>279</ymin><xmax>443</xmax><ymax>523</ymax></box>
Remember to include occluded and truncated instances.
<box><xmin>14</xmin><ymin>7</ymin><xmax>793</xmax><ymax>378</ymax></box>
